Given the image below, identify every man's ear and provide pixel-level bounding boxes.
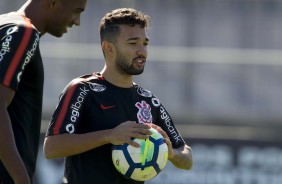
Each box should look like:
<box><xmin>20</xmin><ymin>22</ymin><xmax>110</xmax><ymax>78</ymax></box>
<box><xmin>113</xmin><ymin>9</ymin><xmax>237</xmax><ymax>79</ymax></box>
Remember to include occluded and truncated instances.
<box><xmin>102</xmin><ymin>41</ymin><xmax>115</xmax><ymax>56</ymax></box>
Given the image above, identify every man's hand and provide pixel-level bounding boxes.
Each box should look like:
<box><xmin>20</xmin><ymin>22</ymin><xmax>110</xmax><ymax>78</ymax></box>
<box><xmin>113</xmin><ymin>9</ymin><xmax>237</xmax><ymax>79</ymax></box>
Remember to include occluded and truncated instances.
<box><xmin>110</xmin><ymin>121</ymin><xmax>152</xmax><ymax>147</ymax></box>
<box><xmin>150</xmin><ymin>124</ymin><xmax>175</xmax><ymax>159</ymax></box>
<box><xmin>150</xmin><ymin>124</ymin><xmax>193</xmax><ymax>170</ymax></box>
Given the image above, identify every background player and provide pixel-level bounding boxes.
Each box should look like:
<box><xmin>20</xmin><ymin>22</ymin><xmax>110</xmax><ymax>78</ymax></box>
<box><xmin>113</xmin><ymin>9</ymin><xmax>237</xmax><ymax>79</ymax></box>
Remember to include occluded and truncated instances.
<box><xmin>44</xmin><ymin>8</ymin><xmax>193</xmax><ymax>184</ymax></box>
<box><xmin>0</xmin><ymin>0</ymin><xmax>87</xmax><ymax>183</ymax></box>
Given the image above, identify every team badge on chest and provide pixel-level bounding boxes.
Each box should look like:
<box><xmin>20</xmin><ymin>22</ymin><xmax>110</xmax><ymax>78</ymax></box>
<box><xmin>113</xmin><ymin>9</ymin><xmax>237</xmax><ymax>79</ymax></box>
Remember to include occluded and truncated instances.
<box><xmin>135</xmin><ymin>101</ymin><xmax>153</xmax><ymax>124</ymax></box>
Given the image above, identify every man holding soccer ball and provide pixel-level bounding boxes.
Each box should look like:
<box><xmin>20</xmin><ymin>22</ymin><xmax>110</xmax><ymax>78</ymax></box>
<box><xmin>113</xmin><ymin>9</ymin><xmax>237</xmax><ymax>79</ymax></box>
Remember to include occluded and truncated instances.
<box><xmin>44</xmin><ymin>8</ymin><xmax>193</xmax><ymax>183</ymax></box>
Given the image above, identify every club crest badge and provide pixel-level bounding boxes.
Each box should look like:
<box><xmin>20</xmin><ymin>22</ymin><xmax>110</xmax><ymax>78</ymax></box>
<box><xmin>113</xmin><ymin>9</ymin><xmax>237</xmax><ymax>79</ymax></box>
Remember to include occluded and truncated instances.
<box><xmin>135</xmin><ymin>101</ymin><xmax>152</xmax><ymax>124</ymax></box>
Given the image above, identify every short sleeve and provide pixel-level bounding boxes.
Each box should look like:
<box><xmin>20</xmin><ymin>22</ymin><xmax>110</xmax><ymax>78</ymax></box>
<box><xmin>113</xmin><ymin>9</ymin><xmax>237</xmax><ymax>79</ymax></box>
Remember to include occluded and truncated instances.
<box><xmin>0</xmin><ymin>23</ymin><xmax>40</xmax><ymax>89</ymax></box>
<box><xmin>46</xmin><ymin>80</ymin><xmax>90</xmax><ymax>136</ymax></box>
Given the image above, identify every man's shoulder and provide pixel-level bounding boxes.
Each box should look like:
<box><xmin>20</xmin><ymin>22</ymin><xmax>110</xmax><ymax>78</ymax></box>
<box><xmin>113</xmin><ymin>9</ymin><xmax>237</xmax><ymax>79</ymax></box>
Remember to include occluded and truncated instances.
<box><xmin>76</xmin><ymin>74</ymin><xmax>105</xmax><ymax>85</ymax></box>
<box><xmin>0</xmin><ymin>12</ymin><xmax>21</xmax><ymax>25</ymax></box>
<box><xmin>66</xmin><ymin>74</ymin><xmax>106</xmax><ymax>91</ymax></box>
<box><xmin>134</xmin><ymin>83</ymin><xmax>155</xmax><ymax>98</ymax></box>
<box><xmin>0</xmin><ymin>12</ymin><xmax>37</xmax><ymax>32</ymax></box>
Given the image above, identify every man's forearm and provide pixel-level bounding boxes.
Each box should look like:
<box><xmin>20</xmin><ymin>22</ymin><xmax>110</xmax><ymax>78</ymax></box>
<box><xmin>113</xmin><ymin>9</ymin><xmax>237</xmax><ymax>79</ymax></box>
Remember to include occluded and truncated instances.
<box><xmin>0</xmin><ymin>108</ymin><xmax>30</xmax><ymax>184</ymax></box>
<box><xmin>169</xmin><ymin>145</ymin><xmax>193</xmax><ymax>170</ymax></box>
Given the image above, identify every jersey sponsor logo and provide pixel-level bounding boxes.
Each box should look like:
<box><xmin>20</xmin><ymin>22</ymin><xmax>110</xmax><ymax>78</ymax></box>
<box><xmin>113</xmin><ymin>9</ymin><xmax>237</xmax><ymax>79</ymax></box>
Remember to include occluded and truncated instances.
<box><xmin>88</xmin><ymin>82</ymin><xmax>106</xmax><ymax>92</ymax></box>
<box><xmin>135</xmin><ymin>101</ymin><xmax>152</xmax><ymax>124</ymax></box>
<box><xmin>17</xmin><ymin>32</ymin><xmax>40</xmax><ymax>82</ymax></box>
<box><xmin>0</xmin><ymin>26</ymin><xmax>18</xmax><ymax>63</ymax></box>
<box><xmin>100</xmin><ymin>104</ymin><xmax>115</xmax><ymax>110</ymax></box>
<box><xmin>66</xmin><ymin>124</ymin><xmax>75</xmax><ymax>134</ymax></box>
<box><xmin>160</xmin><ymin>106</ymin><xmax>182</xmax><ymax>144</ymax></box>
<box><xmin>137</xmin><ymin>87</ymin><xmax>152</xmax><ymax>98</ymax></box>
<box><xmin>151</xmin><ymin>97</ymin><xmax>161</xmax><ymax>107</ymax></box>
<box><xmin>70</xmin><ymin>86</ymin><xmax>89</xmax><ymax>123</ymax></box>
<box><xmin>65</xmin><ymin>86</ymin><xmax>89</xmax><ymax>134</ymax></box>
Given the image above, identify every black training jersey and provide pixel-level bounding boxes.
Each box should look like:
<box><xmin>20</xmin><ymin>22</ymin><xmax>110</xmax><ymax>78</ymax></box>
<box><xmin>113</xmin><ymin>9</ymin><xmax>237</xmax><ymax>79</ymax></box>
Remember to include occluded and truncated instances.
<box><xmin>0</xmin><ymin>12</ymin><xmax>43</xmax><ymax>183</ymax></box>
<box><xmin>46</xmin><ymin>73</ymin><xmax>186</xmax><ymax>184</ymax></box>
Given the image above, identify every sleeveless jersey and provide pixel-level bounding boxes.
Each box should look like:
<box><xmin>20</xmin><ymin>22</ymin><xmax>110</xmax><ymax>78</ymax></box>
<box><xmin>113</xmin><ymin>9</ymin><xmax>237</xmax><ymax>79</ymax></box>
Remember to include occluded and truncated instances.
<box><xmin>0</xmin><ymin>12</ymin><xmax>44</xmax><ymax>183</ymax></box>
<box><xmin>46</xmin><ymin>73</ymin><xmax>185</xmax><ymax>184</ymax></box>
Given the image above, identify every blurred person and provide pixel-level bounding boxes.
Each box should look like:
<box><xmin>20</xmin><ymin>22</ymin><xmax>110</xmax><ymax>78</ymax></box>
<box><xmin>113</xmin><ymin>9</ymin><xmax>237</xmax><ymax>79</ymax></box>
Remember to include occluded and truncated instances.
<box><xmin>43</xmin><ymin>8</ymin><xmax>193</xmax><ymax>184</ymax></box>
<box><xmin>0</xmin><ymin>0</ymin><xmax>87</xmax><ymax>183</ymax></box>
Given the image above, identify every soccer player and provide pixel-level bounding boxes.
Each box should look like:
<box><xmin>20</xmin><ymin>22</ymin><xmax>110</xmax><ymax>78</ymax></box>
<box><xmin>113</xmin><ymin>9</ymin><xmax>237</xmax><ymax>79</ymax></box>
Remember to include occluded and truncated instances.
<box><xmin>0</xmin><ymin>0</ymin><xmax>87</xmax><ymax>183</ymax></box>
<box><xmin>44</xmin><ymin>8</ymin><xmax>193</xmax><ymax>184</ymax></box>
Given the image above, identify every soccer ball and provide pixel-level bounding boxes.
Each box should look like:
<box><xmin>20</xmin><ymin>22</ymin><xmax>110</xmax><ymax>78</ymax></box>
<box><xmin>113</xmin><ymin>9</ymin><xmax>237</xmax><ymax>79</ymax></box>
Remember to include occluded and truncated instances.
<box><xmin>112</xmin><ymin>127</ymin><xmax>168</xmax><ymax>181</ymax></box>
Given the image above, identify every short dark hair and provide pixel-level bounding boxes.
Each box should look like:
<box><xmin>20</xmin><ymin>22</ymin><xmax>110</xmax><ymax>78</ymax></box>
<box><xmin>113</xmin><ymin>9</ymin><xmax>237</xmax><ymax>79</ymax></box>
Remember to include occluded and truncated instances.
<box><xmin>99</xmin><ymin>8</ymin><xmax>150</xmax><ymax>44</ymax></box>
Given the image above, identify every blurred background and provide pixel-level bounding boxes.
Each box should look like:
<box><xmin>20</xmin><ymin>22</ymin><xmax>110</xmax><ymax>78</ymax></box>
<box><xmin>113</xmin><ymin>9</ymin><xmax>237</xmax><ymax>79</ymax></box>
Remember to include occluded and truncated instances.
<box><xmin>1</xmin><ymin>0</ymin><xmax>282</xmax><ymax>183</ymax></box>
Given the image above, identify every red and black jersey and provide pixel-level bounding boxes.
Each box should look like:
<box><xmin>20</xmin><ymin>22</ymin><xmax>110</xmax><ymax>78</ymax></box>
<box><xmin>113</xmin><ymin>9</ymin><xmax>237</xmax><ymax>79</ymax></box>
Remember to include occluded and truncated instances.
<box><xmin>0</xmin><ymin>12</ymin><xmax>43</xmax><ymax>183</ymax></box>
<box><xmin>46</xmin><ymin>73</ymin><xmax>186</xmax><ymax>184</ymax></box>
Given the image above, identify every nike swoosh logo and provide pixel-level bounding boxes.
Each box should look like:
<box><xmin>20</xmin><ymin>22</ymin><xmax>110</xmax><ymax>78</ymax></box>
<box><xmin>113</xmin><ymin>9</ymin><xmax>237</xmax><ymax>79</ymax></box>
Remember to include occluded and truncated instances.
<box><xmin>100</xmin><ymin>104</ymin><xmax>115</xmax><ymax>110</ymax></box>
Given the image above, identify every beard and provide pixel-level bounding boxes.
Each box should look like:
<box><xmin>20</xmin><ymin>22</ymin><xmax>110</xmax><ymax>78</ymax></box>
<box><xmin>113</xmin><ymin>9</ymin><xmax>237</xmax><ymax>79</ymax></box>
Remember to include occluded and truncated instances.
<box><xmin>115</xmin><ymin>50</ymin><xmax>144</xmax><ymax>75</ymax></box>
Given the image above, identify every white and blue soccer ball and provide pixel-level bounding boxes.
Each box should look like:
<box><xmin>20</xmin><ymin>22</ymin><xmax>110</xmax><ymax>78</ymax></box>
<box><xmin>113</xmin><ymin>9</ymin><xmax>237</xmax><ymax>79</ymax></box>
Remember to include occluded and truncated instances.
<box><xmin>112</xmin><ymin>127</ymin><xmax>168</xmax><ymax>181</ymax></box>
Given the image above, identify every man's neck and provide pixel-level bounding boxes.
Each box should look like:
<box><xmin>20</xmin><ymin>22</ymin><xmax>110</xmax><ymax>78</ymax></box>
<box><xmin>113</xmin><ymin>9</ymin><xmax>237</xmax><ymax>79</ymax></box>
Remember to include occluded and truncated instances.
<box><xmin>100</xmin><ymin>67</ymin><xmax>133</xmax><ymax>88</ymax></box>
<box><xmin>18</xmin><ymin>0</ymin><xmax>46</xmax><ymax>36</ymax></box>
